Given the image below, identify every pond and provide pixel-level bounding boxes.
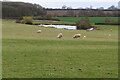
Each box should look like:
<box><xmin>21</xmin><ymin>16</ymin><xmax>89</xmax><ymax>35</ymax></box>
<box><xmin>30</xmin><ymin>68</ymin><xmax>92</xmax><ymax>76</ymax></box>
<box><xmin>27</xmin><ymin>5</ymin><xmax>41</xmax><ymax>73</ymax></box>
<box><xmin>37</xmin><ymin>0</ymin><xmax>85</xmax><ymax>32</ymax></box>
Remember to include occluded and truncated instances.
<box><xmin>38</xmin><ymin>24</ymin><xmax>77</xmax><ymax>30</ymax></box>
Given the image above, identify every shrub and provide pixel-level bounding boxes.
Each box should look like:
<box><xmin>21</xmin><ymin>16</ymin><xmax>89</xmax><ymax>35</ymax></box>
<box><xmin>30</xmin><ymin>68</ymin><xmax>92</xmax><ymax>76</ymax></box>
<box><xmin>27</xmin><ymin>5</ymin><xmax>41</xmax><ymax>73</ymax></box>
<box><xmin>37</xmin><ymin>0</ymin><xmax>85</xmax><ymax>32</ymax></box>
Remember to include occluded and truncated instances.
<box><xmin>22</xmin><ymin>16</ymin><xmax>33</xmax><ymax>24</ymax></box>
<box><xmin>76</xmin><ymin>17</ymin><xmax>92</xmax><ymax>30</ymax></box>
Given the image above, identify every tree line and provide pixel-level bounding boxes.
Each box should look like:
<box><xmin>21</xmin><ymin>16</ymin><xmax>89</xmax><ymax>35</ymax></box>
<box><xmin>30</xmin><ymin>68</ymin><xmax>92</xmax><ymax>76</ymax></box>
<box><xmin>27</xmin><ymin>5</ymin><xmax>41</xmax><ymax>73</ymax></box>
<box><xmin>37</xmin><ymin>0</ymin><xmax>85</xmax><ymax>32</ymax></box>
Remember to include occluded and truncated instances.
<box><xmin>45</xmin><ymin>9</ymin><xmax>119</xmax><ymax>17</ymax></box>
<box><xmin>60</xmin><ymin>5</ymin><xmax>119</xmax><ymax>10</ymax></box>
<box><xmin>2</xmin><ymin>2</ymin><xmax>46</xmax><ymax>18</ymax></box>
<box><xmin>46</xmin><ymin>5</ymin><xmax>119</xmax><ymax>17</ymax></box>
<box><xmin>2</xmin><ymin>1</ymin><xmax>120</xmax><ymax>18</ymax></box>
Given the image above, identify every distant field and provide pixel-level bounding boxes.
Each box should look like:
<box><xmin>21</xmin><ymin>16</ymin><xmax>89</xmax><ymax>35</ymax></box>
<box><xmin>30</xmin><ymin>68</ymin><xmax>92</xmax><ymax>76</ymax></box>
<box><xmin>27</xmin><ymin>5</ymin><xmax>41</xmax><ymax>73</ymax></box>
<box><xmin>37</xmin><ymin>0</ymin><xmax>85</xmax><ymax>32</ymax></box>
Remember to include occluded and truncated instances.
<box><xmin>53</xmin><ymin>17</ymin><xmax>118</xmax><ymax>23</ymax></box>
<box><xmin>2</xmin><ymin>20</ymin><xmax>118</xmax><ymax>78</ymax></box>
<box><xmin>33</xmin><ymin>17</ymin><xmax>119</xmax><ymax>25</ymax></box>
<box><xmin>33</xmin><ymin>21</ymin><xmax>75</xmax><ymax>25</ymax></box>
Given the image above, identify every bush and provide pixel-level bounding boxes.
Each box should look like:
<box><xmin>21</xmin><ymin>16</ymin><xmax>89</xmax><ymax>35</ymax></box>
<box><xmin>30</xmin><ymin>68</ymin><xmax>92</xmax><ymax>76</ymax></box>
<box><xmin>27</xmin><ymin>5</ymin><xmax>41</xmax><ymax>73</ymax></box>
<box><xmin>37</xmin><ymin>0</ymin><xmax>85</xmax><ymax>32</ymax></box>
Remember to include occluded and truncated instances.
<box><xmin>76</xmin><ymin>17</ymin><xmax>92</xmax><ymax>30</ymax></box>
<box><xmin>22</xmin><ymin>16</ymin><xmax>33</xmax><ymax>24</ymax></box>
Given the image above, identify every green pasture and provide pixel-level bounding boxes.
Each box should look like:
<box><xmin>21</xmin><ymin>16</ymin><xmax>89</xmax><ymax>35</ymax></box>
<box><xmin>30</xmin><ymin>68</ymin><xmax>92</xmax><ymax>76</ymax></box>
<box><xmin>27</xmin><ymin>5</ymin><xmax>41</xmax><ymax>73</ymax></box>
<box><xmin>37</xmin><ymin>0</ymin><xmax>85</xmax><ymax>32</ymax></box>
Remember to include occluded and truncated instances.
<box><xmin>33</xmin><ymin>17</ymin><xmax>118</xmax><ymax>25</ymax></box>
<box><xmin>2</xmin><ymin>20</ymin><xmax>118</xmax><ymax>78</ymax></box>
<box><xmin>53</xmin><ymin>17</ymin><xmax>118</xmax><ymax>23</ymax></box>
<box><xmin>33</xmin><ymin>21</ymin><xmax>75</xmax><ymax>25</ymax></box>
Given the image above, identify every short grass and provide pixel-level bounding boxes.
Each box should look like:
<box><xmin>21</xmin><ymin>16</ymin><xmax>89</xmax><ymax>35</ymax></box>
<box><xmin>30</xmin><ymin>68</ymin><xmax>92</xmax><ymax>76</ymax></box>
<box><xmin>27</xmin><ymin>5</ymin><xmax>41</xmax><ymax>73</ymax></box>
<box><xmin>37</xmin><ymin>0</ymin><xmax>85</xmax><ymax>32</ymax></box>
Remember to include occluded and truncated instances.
<box><xmin>2</xmin><ymin>20</ymin><xmax>118</xmax><ymax>78</ymax></box>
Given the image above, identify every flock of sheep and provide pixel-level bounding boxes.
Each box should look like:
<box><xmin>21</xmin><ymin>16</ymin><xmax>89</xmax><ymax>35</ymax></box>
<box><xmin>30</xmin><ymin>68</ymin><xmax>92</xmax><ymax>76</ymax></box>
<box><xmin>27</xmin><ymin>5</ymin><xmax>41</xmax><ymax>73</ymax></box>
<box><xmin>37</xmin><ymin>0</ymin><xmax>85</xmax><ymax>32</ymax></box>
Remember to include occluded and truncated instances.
<box><xmin>37</xmin><ymin>29</ymin><xmax>86</xmax><ymax>39</ymax></box>
<box><xmin>56</xmin><ymin>33</ymin><xmax>85</xmax><ymax>39</ymax></box>
<box><xmin>36</xmin><ymin>28</ymin><xmax>112</xmax><ymax>39</ymax></box>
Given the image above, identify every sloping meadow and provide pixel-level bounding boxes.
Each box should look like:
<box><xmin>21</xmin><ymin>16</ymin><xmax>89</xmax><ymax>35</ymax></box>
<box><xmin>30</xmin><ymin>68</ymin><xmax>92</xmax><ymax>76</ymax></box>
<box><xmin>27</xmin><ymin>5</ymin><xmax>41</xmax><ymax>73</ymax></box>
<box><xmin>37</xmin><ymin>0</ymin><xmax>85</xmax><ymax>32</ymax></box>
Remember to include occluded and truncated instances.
<box><xmin>2</xmin><ymin>20</ymin><xmax>118</xmax><ymax>78</ymax></box>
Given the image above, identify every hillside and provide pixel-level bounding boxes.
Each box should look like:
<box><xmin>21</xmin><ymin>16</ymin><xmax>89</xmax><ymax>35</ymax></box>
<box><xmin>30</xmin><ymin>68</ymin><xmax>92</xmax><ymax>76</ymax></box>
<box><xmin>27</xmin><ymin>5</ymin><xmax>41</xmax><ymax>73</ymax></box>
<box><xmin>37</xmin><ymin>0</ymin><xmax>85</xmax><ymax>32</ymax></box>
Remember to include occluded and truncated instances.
<box><xmin>2</xmin><ymin>20</ymin><xmax>118</xmax><ymax>78</ymax></box>
<box><xmin>2</xmin><ymin>2</ymin><xmax>46</xmax><ymax>18</ymax></box>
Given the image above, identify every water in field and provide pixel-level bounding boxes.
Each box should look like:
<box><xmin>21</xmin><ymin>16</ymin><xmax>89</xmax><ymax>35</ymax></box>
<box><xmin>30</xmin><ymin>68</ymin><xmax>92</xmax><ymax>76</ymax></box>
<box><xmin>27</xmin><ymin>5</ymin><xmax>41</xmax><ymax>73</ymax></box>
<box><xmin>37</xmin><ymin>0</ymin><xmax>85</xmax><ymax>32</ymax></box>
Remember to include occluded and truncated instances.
<box><xmin>38</xmin><ymin>24</ymin><xmax>76</xmax><ymax>30</ymax></box>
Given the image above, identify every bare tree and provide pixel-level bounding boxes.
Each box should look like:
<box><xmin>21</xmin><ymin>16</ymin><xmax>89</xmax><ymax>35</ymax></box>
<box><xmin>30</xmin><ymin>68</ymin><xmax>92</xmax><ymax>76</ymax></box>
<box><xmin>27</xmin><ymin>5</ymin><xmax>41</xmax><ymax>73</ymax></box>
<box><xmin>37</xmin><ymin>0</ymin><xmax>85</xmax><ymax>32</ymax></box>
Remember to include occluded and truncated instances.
<box><xmin>67</xmin><ymin>6</ymin><xmax>72</xmax><ymax>9</ymax></box>
<box><xmin>108</xmin><ymin>5</ymin><xmax>117</xmax><ymax>10</ymax></box>
<box><xmin>97</xmin><ymin>7</ymin><xmax>104</xmax><ymax>10</ymax></box>
<box><xmin>62</xmin><ymin>5</ymin><xmax>67</xmax><ymax>9</ymax></box>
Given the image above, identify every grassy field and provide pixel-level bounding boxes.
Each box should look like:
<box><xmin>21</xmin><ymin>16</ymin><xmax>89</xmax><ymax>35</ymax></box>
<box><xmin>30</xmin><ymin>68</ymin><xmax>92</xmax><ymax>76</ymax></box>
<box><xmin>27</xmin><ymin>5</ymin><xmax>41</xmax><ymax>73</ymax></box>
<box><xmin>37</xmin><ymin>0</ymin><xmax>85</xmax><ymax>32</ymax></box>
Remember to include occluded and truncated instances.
<box><xmin>2</xmin><ymin>20</ymin><xmax>118</xmax><ymax>78</ymax></box>
<box><xmin>33</xmin><ymin>17</ymin><xmax>118</xmax><ymax>25</ymax></box>
<box><xmin>53</xmin><ymin>17</ymin><xmax>118</xmax><ymax>23</ymax></box>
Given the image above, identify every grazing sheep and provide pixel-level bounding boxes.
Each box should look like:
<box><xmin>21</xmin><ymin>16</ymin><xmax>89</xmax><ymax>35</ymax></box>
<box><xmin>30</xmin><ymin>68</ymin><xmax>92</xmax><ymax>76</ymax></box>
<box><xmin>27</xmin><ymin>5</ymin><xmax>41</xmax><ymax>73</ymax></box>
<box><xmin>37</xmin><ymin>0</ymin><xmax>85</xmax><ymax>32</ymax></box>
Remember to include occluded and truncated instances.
<box><xmin>73</xmin><ymin>34</ymin><xmax>81</xmax><ymax>38</ymax></box>
<box><xmin>108</xmin><ymin>34</ymin><xmax>111</xmax><ymax>37</ymax></box>
<box><xmin>57</xmin><ymin>33</ymin><xmax>63</xmax><ymax>38</ymax></box>
<box><xmin>83</xmin><ymin>36</ymin><xmax>86</xmax><ymax>39</ymax></box>
<box><xmin>110</xmin><ymin>29</ymin><xmax>112</xmax><ymax>32</ymax></box>
<box><xmin>86</xmin><ymin>28</ymin><xmax>94</xmax><ymax>31</ymax></box>
<box><xmin>37</xmin><ymin>30</ymin><xmax>42</xmax><ymax>33</ymax></box>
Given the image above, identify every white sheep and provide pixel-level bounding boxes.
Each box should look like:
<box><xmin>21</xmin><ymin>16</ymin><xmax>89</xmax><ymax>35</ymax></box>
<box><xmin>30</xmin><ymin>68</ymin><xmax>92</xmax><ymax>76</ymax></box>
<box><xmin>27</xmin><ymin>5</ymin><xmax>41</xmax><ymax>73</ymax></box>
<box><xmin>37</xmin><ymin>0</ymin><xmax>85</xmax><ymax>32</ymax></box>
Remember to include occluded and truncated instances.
<box><xmin>108</xmin><ymin>34</ymin><xmax>111</xmax><ymax>37</ymax></box>
<box><xmin>83</xmin><ymin>36</ymin><xmax>86</xmax><ymax>39</ymax></box>
<box><xmin>37</xmin><ymin>30</ymin><xmax>42</xmax><ymax>33</ymax></box>
<box><xmin>73</xmin><ymin>34</ymin><xmax>81</xmax><ymax>39</ymax></box>
<box><xmin>110</xmin><ymin>29</ymin><xmax>112</xmax><ymax>32</ymax></box>
<box><xmin>57</xmin><ymin>33</ymin><xmax>63</xmax><ymax>38</ymax></box>
<box><xmin>86</xmin><ymin>28</ymin><xmax>94</xmax><ymax>31</ymax></box>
